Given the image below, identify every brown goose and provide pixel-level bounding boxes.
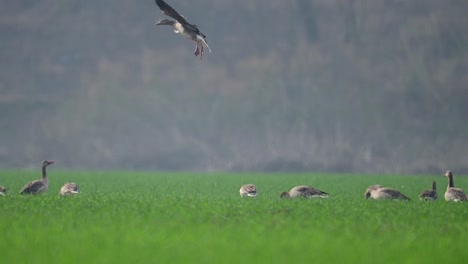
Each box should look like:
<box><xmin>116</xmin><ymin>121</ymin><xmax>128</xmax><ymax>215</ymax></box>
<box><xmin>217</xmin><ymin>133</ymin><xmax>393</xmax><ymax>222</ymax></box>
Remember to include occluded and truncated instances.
<box><xmin>19</xmin><ymin>160</ymin><xmax>54</xmax><ymax>195</ymax></box>
<box><xmin>154</xmin><ymin>0</ymin><xmax>211</xmax><ymax>59</ymax></box>
<box><xmin>419</xmin><ymin>181</ymin><xmax>438</xmax><ymax>201</ymax></box>
<box><xmin>0</xmin><ymin>186</ymin><xmax>7</xmax><ymax>196</ymax></box>
<box><xmin>365</xmin><ymin>185</ymin><xmax>410</xmax><ymax>200</ymax></box>
<box><xmin>239</xmin><ymin>184</ymin><xmax>257</xmax><ymax>197</ymax></box>
<box><xmin>443</xmin><ymin>170</ymin><xmax>467</xmax><ymax>202</ymax></box>
<box><xmin>280</xmin><ymin>185</ymin><xmax>329</xmax><ymax>199</ymax></box>
<box><xmin>59</xmin><ymin>182</ymin><xmax>80</xmax><ymax>196</ymax></box>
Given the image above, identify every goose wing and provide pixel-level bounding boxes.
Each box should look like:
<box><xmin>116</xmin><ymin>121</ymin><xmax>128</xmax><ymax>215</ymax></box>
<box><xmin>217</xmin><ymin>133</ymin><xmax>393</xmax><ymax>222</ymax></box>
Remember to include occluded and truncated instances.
<box><xmin>419</xmin><ymin>190</ymin><xmax>437</xmax><ymax>200</ymax></box>
<box><xmin>154</xmin><ymin>0</ymin><xmax>206</xmax><ymax>38</ymax></box>
<box><xmin>243</xmin><ymin>184</ymin><xmax>257</xmax><ymax>192</ymax></box>
<box><xmin>379</xmin><ymin>188</ymin><xmax>410</xmax><ymax>200</ymax></box>
<box><xmin>60</xmin><ymin>183</ymin><xmax>80</xmax><ymax>195</ymax></box>
<box><xmin>447</xmin><ymin>188</ymin><xmax>467</xmax><ymax>201</ymax></box>
<box><xmin>67</xmin><ymin>183</ymin><xmax>80</xmax><ymax>193</ymax></box>
<box><xmin>64</xmin><ymin>183</ymin><xmax>79</xmax><ymax>190</ymax></box>
<box><xmin>20</xmin><ymin>180</ymin><xmax>46</xmax><ymax>194</ymax></box>
<box><xmin>240</xmin><ymin>184</ymin><xmax>257</xmax><ymax>197</ymax></box>
<box><xmin>296</xmin><ymin>186</ymin><xmax>329</xmax><ymax>197</ymax></box>
<box><xmin>155</xmin><ymin>0</ymin><xmax>189</xmax><ymax>25</ymax></box>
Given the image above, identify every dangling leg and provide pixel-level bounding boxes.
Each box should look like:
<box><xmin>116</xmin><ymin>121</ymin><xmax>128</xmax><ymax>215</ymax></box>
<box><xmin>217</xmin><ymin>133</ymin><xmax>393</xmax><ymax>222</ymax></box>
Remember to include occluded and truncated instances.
<box><xmin>200</xmin><ymin>47</ymin><xmax>204</xmax><ymax>60</ymax></box>
<box><xmin>194</xmin><ymin>46</ymin><xmax>200</xmax><ymax>56</ymax></box>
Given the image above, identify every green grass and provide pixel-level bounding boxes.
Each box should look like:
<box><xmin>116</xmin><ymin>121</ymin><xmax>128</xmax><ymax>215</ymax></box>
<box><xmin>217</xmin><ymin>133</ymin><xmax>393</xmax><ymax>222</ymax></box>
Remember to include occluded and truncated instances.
<box><xmin>1</xmin><ymin>171</ymin><xmax>467</xmax><ymax>263</ymax></box>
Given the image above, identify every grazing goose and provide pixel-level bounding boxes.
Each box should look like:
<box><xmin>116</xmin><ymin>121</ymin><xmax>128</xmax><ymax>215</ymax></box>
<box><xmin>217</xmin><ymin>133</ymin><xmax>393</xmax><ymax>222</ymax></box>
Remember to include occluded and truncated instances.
<box><xmin>59</xmin><ymin>182</ymin><xmax>80</xmax><ymax>196</ymax></box>
<box><xmin>154</xmin><ymin>0</ymin><xmax>211</xmax><ymax>59</ymax></box>
<box><xmin>419</xmin><ymin>181</ymin><xmax>438</xmax><ymax>201</ymax></box>
<box><xmin>19</xmin><ymin>160</ymin><xmax>54</xmax><ymax>195</ymax></box>
<box><xmin>365</xmin><ymin>185</ymin><xmax>410</xmax><ymax>200</ymax></box>
<box><xmin>239</xmin><ymin>184</ymin><xmax>257</xmax><ymax>197</ymax></box>
<box><xmin>280</xmin><ymin>185</ymin><xmax>329</xmax><ymax>199</ymax></box>
<box><xmin>0</xmin><ymin>186</ymin><xmax>7</xmax><ymax>196</ymax></box>
<box><xmin>443</xmin><ymin>170</ymin><xmax>467</xmax><ymax>202</ymax></box>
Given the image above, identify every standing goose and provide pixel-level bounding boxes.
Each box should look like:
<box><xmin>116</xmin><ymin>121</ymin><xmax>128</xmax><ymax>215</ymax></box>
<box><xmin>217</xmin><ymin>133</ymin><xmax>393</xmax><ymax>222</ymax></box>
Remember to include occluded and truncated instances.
<box><xmin>365</xmin><ymin>185</ymin><xmax>410</xmax><ymax>200</ymax></box>
<box><xmin>19</xmin><ymin>160</ymin><xmax>54</xmax><ymax>195</ymax></box>
<box><xmin>419</xmin><ymin>181</ymin><xmax>438</xmax><ymax>201</ymax></box>
<box><xmin>239</xmin><ymin>184</ymin><xmax>258</xmax><ymax>197</ymax></box>
<box><xmin>0</xmin><ymin>186</ymin><xmax>7</xmax><ymax>196</ymax></box>
<box><xmin>154</xmin><ymin>0</ymin><xmax>211</xmax><ymax>59</ymax></box>
<box><xmin>280</xmin><ymin>185</ymin><xmax>329</xmax><ymax>199</ymax></box>
<box><xmin>59</xmin><ymin>183</ymin><xmax>80</xmax><ymax>196</ymax></box>
<box><xmin>443</xmin><ymin>170</ymin><xmax>467</xmax><ymax>202</ymax></box>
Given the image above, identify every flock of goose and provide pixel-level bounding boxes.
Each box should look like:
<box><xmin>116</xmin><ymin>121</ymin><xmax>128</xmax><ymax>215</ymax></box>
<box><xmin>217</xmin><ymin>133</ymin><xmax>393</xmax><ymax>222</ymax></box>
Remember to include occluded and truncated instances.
<box><xmin>0</xmin><ymin>161</ymin><xmax>466</xmax><ymax>202</ymax></box>
<box><xmin>240</xmin><ymin>170</ymin><xmax>467</xmax><ymax>201</ymax></box>
<box><xmin>0</xmin><ymin>160</ymin><xmax>79</xmax><ymax>197</ymax></box>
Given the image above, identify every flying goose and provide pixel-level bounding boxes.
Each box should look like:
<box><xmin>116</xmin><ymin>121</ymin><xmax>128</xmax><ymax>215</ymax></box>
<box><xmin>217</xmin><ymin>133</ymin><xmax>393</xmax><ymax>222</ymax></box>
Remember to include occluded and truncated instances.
<box><xmin>443</xmin><ymin>170</ymin><xmax>467</xmax><ymax>202</ymax></box>
<box><xmin>364</xmin><ymin>185</ymin><xmax>410</xmax><ymax>200</ymax></box>
<box><xmin>59</xmin><ymin>182</ymin><xmax>80</xmax><ymax>196</ymax></box>
<box><xmin>239</xmin><ymin>184</ymin><xmax>258</xmax><ymax>197</ymax></box>
<box><xmin>154</xmin><ymin>0</ymin><xmax>211</xmax><ymax>59</ymax></box>
<box><xmin>19</xmin><ymin>160</ymin><xmax>54</xmax><ymax>195</ymax></box>
<box><xmin>0</xmin><ymin>186</ymin><xmax>7</xmax><ymax>196</ymax></box>
<box><xmin>280</xmin><ymin>185</ymin><xmax>329</xmax><ymax>199</ymax></box>
<box><xmin>419</xmin><ymin>181</ymin><xmax>438</xmax><ymax>201</ymax></box>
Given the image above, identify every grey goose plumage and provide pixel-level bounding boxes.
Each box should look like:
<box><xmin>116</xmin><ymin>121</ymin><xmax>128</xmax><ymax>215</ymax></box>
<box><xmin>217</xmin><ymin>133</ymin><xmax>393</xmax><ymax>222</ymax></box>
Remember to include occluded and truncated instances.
<box><xmin>239</xmin><ymin>184</ymin><xmax>257</xmax><ymax>197</ymax></box>
<box><xmin>19</xmin><ymin>160</ymin><xmax>54</xmax><ymax>195</ymax></box>
<box><xmin>365</xmin><ymin>185</ymin><xmax>410</xmax><ymax>200</ymax></box>
<box><xmin>154</xmin><ymin>0</ymin><xmax>211</xmax><ymax>59</ymax></box>
<box><xmin>0</xmin><ymin>186</ymin><xmax>7</xmax><ymax>196</ymax></box>
<box><xmin>59</xmin><ymin>182</ymin><xmax>80</xmax><ymax>196</ymax></box>
<box><xmin>444</xmin><ymin>170</ymin><xmax>467</xmax><ymax>202</ymax></box>
<box><xmin>280</xmin><ymin>185</ymin><xmax>329</xmax><ymax>199</ymax></box>
<box><xmin>419</xmin><ymin>181</ymin><xmax>437</xmax><ymax>201</ymax></box>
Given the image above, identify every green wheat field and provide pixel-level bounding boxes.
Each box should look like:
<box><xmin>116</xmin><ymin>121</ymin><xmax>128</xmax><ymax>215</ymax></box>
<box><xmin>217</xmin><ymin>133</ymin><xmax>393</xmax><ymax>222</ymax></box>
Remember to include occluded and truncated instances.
<box><xmin>1</xmin><ymin>170</ymin><xmax>467</xmax><ymax>263</ymax></box>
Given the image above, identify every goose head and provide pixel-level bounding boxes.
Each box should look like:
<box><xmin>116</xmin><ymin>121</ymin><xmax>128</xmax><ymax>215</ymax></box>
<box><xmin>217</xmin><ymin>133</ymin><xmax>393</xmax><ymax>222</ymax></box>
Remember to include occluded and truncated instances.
<box><xmin>444</xmin><ymin>170</ymin><xmax>452</xmax><ymax>178</ymax></box>
<box><xmin>42</xmin><ymin>160</ymin><xmax>54</xmax><ymax>167</ymax></box>
<box><xmin>364</xmin><ymin>185</ymin><xmax>382</xmax><ymax>199</ymax></box>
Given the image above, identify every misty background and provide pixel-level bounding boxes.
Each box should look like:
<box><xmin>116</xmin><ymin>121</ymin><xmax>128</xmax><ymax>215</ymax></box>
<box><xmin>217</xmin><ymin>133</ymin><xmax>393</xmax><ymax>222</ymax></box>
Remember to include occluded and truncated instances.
<box><xmin>1</xmin><ymin>0</ymin><xmax>467</xmax><ymax>173</ymax></box>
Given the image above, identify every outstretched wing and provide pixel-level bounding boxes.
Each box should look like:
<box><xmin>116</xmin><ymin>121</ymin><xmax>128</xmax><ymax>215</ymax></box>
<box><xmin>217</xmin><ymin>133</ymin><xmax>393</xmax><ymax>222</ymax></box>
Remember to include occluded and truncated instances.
<box><xmin>155</xmin><ymin>0</ymin><xmax>207</xmax><ymax>38</ymax></box>
<box><xmin>155</xmin><ymin>0</ymin><xmax>189</xmax><ymax>25</ymax></box>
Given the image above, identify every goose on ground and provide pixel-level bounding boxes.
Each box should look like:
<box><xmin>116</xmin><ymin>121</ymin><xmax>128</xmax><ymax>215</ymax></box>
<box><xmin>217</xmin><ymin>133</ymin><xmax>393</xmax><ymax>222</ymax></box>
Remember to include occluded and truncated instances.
<box><xmin>19</xmin><ymin>160</ymin><xmax>54</xmax><ymax>195</ymax></box>
<box><xmin>239</xmin><ymin>184</ymin><xmax>257</xmax><ymax>197</ymax></box>
<box><xmin>59</xmin><ymin>182</ymin><xmax>80</xmax><ymax>196</ymax></box>
<box><xmin>154</xmin><ymin>0</ymin><xmax>211</xmax><ymax>59</ymax></box>
<box><xmin>365</xmin><ymin>185</ymin><xmax>410</xmax><ymax>200</ymax></box>
<box><xmin>419</xmin><ymin>181</ymin><xmax>438</xmax><ymax>201</ymax></box>
<box><xmin>0</xmin><ymin>186</ymin><xmax>7</xmax><ymax>196</ymax></box>
<box><xmin>443</xmin><ymin>170</ymin><xmax>467</xmax><ymax>202</ymax></box>
<box><xmin>280</xmin><ymin>185</ymin><xmax>329</xmax><ymax>198</ymax></box>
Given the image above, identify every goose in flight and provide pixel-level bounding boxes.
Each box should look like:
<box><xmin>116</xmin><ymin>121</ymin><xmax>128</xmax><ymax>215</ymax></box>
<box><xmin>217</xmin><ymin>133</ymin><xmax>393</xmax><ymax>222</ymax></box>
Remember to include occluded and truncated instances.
<box><xmin>154</xmin><ymin>0</ymin><xmax>211</xmax><ymax>59</ymax></box>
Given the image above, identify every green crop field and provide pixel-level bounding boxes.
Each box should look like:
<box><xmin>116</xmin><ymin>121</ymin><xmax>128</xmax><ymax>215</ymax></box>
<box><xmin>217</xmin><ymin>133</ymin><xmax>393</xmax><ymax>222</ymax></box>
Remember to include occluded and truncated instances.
<box><xmin>1</xmin><ymin>170</ymin><xmax>467</xmax><ymax>263</ymax></box>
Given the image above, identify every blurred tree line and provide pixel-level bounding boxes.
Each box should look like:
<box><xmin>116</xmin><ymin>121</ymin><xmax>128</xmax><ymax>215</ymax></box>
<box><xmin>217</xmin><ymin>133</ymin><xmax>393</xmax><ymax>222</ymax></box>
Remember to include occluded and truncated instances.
<box><xmin>0</xmin><ymin>0</ymin><xmax>467</xmax><ymax>173</ymax></box>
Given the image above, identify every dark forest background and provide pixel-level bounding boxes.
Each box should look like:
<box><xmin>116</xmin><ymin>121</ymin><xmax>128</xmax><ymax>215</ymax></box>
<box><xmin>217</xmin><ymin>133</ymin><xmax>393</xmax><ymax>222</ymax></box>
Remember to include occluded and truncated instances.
<box><xmin>1</xmin><ymin>0</ymin><xmax>467</xmax><ymax>173</ymax></box>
